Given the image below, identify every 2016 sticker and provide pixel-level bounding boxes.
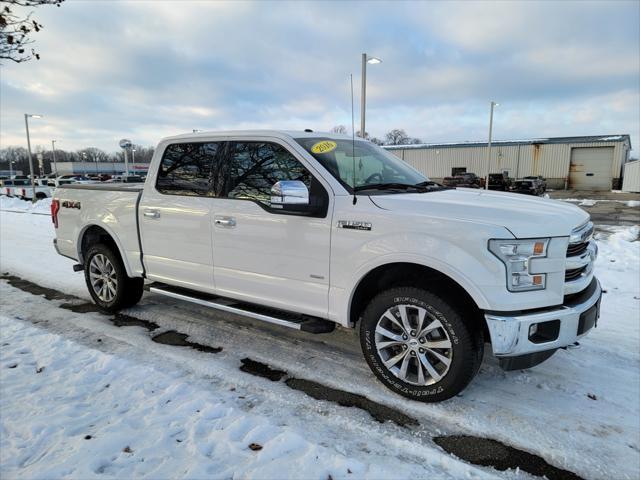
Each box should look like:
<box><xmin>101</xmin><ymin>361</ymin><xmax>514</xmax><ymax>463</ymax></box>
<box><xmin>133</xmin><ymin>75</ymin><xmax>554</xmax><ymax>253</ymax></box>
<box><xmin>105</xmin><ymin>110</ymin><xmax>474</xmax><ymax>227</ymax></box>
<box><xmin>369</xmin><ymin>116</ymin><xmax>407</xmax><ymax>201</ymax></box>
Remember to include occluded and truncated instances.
<box><xmin>311</xmin><ymin>140</ymin><xmax>337</xmax><ymax>154</ymax></box>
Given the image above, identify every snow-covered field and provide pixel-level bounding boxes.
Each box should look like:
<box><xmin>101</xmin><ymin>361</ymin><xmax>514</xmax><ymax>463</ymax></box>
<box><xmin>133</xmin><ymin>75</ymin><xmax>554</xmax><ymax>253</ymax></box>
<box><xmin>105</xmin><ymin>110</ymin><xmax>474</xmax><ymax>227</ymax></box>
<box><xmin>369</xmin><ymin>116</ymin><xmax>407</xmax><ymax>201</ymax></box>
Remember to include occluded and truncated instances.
<box><xmin>1</xmin><ymin>199</ymin><xmax>639</xmax><ymax>479</ymax></box>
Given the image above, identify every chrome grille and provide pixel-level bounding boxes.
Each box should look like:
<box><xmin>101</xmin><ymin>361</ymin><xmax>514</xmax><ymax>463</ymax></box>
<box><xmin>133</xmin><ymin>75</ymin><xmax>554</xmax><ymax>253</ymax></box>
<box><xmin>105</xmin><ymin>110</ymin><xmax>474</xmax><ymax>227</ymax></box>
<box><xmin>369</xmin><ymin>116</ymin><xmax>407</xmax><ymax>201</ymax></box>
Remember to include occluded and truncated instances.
<box><xmin>567</xmin><ymin>241</ymin><xmax>588</xmax><ymax>257</ymax></box>
<box><xmin>565</xmin><ymin>266</ymin><xmax>587</xmax><ymax>281</ymax></box>
<box><xmin>564</xmin><ymin>221</ymin><xmax>596</xmax><ymax>295</ymax></box>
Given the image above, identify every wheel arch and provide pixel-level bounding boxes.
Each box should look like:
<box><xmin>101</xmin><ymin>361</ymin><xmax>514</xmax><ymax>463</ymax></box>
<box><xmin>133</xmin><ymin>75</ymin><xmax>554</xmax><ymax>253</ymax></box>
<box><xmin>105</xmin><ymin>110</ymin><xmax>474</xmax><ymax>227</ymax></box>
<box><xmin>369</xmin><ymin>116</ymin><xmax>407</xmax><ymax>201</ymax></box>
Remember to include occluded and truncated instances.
<box><xmin>77</xmin><ymin>224</ymin><xmax>134</xmax><ymax>276</ymax></box>
<box><xmin>348</xmin><ymin>262</ymin><xmax>487</xmax><ymax>335</ymax></box>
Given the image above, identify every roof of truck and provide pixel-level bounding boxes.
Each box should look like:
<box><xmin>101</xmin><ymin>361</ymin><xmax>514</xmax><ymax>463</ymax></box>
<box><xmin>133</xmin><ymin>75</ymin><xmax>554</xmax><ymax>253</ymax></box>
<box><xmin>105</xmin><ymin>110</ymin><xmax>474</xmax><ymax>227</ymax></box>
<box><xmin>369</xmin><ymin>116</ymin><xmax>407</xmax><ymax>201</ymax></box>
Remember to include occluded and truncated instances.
<box><xmin>161</xmin><ymin>130</ymin><xmax>353</xmax><ymax>142</ymax></box>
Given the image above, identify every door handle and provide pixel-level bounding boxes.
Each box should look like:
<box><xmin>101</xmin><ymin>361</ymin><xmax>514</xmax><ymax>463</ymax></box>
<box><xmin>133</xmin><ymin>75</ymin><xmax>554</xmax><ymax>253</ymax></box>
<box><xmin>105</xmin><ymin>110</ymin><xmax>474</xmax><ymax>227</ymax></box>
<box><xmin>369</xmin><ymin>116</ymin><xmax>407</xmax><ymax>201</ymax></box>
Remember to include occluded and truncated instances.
<box><xmin>143</xmin><ymin>209</ymin><xmax>160</xmax><ymax>219</ymax></box>
<box><xmin>214</xmin><ymin>216</ymin><xmax>236</xmax><ymax>228</ymax></box>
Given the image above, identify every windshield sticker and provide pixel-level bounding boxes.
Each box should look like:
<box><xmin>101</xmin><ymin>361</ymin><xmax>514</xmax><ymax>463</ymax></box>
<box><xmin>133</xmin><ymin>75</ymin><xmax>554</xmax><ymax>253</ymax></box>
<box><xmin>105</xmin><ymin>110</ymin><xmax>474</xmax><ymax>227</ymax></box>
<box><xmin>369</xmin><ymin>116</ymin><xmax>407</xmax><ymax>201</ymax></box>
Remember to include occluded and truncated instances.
<box><xmin>311</xmin><ymin>140</ymin><xmax>337</xmax><ymax>154</ymax></box>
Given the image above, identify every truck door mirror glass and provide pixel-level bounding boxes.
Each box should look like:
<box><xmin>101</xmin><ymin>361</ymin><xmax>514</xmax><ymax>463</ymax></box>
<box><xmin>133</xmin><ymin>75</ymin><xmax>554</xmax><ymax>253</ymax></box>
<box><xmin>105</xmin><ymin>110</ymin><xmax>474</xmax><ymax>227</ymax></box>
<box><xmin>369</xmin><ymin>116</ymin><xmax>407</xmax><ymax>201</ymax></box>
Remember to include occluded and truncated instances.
<box><xmin>270</xmin><ymin>180</ymin><xmax>309</xmax><ymax>210</ymax></box>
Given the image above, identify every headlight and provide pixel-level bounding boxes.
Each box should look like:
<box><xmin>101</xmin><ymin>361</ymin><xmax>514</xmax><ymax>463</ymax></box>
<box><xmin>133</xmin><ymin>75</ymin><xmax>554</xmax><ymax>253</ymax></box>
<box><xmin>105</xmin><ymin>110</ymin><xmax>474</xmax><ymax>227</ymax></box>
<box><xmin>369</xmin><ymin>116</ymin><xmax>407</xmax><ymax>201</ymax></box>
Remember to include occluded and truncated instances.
<box><xmin>489</xmin><ymin>238</ymin><xmax>550</xmax><ymax>292</ymax></box>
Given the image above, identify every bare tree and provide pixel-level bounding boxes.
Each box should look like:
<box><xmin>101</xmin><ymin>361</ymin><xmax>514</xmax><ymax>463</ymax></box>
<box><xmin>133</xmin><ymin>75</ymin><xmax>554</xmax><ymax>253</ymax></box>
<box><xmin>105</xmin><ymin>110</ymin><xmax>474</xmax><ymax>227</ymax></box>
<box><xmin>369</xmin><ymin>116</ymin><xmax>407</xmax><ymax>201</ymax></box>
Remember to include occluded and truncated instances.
<box><xmin>77</xmin><ymin>147</ymin><xmax>110</xmax><ymax>163</ymax></box>
<box><xmin>384</xmin><ymin>129</ymin><xmax>410</xmax><ymax>145</ymax></box>
<box><xmin>0</xmin><ymin>0</ymin><xmax>64</xmax><ymax>64</ymax></box>
<box><xmin>369</xmin><ymin>137</ymin><xmax>384</xmax><ymax>146</ymax></box>
<box><xmin>409</xmin><ymin>137</ymin><xmax>423</xmax><ymax>145</ymax></box>
<box><xmin>330</xmin><ymin>125</ymin><xmax>347</xmax><ymax>135</ymax></box>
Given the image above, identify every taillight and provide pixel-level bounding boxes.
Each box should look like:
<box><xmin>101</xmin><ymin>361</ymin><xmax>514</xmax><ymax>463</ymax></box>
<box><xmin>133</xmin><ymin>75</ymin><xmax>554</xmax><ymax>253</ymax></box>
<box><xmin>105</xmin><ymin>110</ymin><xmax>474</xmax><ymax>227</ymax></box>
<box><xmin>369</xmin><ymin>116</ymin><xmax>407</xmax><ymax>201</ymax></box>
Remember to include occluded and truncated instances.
<box><xmin>51</xmin><ymin>199</ymin><xmax>60</xmax><ymax>228</ymax></box>
<box><xmin>21</xmin><ymin>188</ymin><xmax>26</xmax><ymax>197</ymax></box>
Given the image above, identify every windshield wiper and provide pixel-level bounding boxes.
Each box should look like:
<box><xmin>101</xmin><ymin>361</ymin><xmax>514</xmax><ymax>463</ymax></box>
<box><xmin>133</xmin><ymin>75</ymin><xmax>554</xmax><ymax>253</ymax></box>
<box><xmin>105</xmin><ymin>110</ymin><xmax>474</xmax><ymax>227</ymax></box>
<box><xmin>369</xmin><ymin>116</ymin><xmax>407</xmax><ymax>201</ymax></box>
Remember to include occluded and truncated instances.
<box><xmin>353</xmin><ymin>182</ymin><xmax>421</xmax><ymax>192</ymax></box>
<box><xmin>414</xmin><ymin>180</ymin><xmax>450</xmax><ymax>191</ymax></box>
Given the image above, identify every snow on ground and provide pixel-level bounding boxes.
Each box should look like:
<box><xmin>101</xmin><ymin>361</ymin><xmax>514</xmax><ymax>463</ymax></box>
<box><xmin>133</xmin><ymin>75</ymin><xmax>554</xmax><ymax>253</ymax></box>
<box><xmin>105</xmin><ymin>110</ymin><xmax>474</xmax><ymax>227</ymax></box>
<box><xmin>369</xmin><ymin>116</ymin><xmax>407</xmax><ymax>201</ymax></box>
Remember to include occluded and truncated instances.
<box><xmin>1</xmin><ymin>206</ymin><xmax>639</xmax><ymax>479</ymax></box>
<box><xmin>1</xmin><ymin>314</ymin><xmax>487</xmax><ymax>480</ymax></box>
<box><xmin>559</xmin><ymin>198</ymin><xmax>640</xmax><ymax>207</ymax></box>
<box><xmin>0</xmin><ymin>196</ymin><xmax>52</xmax><ymax>215</ymax></box>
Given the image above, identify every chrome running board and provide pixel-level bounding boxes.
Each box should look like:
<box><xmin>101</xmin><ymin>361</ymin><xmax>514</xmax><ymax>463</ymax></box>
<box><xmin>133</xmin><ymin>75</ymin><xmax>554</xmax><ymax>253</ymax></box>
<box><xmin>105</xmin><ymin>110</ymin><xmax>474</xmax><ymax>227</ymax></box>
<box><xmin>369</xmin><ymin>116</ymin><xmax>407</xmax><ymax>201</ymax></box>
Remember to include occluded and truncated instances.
<box><xmin>148</xmin><ymin>284</ymin><xmax>335</xmax><ymax>334</ymax></box>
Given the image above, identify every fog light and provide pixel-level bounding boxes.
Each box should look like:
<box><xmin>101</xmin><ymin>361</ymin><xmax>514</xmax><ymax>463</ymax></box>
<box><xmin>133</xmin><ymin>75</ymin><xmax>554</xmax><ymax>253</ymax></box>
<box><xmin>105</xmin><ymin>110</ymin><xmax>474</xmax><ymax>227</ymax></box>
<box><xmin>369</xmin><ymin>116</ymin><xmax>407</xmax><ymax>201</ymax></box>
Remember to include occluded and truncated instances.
<box><xmin>528</xmin><ymin>320</ymin><xmax>560</xmax><ymax>344</ymax></box>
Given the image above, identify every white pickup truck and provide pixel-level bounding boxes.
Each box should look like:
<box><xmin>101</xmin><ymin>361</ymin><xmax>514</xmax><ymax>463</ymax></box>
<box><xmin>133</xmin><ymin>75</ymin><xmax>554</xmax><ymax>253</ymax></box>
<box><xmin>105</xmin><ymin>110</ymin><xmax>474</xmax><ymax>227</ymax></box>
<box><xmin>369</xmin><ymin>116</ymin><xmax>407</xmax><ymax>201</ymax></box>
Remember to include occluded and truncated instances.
<box><xmin>1</xmin><ymin>179</ymin><xmax>52</xmax><ymax>200</ymax></box>
<box><xmin>52</xmin><ymin>130</ymin><xmax>601</xmax><ymax>402</ymax></box>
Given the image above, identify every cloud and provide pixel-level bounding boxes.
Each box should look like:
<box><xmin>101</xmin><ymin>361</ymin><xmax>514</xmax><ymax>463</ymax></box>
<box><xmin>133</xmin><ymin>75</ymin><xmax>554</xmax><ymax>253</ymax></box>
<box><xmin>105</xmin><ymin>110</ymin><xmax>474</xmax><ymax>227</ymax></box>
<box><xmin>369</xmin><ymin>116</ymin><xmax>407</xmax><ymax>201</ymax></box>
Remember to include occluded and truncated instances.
<box><xmin>0</xmin><ymin>0</ymin><xmax>638</xmax><ymax>154</ymax></box>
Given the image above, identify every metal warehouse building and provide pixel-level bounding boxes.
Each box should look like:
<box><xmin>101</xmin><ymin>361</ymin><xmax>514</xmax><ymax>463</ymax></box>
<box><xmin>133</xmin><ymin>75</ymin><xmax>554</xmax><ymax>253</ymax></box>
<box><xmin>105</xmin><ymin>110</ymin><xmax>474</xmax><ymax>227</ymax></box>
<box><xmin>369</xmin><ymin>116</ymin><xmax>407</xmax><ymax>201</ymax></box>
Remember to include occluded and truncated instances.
<box><xmin>384</xmin><ymin>134</ymin><xmax>632</xmax><ymax>191</ymax></box>
<box><xmin>622</xmin><ymin>160</ymin><xmax>640</xmax><ymax>193</ymax></box>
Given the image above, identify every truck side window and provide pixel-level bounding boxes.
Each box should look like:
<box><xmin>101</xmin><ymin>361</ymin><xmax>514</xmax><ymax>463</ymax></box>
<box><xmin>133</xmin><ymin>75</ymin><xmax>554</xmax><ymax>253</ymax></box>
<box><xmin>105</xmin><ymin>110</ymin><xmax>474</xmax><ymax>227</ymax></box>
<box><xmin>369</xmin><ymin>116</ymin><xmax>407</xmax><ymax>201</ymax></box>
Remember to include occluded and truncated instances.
<box><xmin>156</xmin><ymin>142</ymin><xmax>220</xmax><ymax>196</ymax></box>
<box><xmin>225</xmin><ymin>142</ymin><xmax>312</xmax><ymax>205</ymax></box>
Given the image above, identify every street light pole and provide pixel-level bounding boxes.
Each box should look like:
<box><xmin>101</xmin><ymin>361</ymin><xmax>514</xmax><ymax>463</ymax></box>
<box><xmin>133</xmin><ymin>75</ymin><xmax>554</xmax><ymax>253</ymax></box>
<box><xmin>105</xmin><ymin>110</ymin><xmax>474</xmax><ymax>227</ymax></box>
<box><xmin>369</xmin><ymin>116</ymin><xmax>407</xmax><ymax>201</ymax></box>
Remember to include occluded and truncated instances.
<box><xmin>360</xmin><ymin>53</ymin><xmax>382</xmax><ymax>140</ymax></box>
<box><xmin>132</xmin><ymin>148</ymin><xmax>136</xmax><ymax>176</ymax></box>
<box><xmin>51</xmin><ymin>140</ymin><xmax>58</xmax><ymax>176</ymax></box>
<box><xmin>484</xmin><ymin>101</ymin><xmax>498</xmax><ymax>190</ymax></box>
<box><xmin>360</xmin><ymin>53</ymin><xmax>367</xmax><ymax>139</ymax></box>
<box><xmin>24</xmin><ymin>113</ymin><xmax>43</xmax><ymax>203</ymax></box>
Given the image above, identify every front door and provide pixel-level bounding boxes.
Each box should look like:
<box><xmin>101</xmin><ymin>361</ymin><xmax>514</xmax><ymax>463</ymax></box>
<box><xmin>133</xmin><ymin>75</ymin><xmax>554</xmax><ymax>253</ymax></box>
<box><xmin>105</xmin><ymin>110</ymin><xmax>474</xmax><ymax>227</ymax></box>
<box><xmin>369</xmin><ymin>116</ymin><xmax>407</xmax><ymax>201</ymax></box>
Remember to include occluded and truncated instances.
<box><xmin>211</xmin><ymin>139</ymin><xmax>333</xmax><ymax>318</ymax></box>
<box><xmin>139</xmin><ymin>141</ymin><xmax>223</xmax><ymax>293</ymax></box>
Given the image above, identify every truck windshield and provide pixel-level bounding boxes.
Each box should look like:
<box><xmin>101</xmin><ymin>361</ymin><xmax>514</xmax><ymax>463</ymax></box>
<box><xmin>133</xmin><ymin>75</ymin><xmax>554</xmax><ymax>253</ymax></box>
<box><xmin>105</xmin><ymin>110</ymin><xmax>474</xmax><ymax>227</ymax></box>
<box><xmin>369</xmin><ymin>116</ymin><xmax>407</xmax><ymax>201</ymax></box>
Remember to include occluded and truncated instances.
<box><xmin>294</xmin><ymin>137</ymin><xmax>429</xmax><ymax>193</ymax></box>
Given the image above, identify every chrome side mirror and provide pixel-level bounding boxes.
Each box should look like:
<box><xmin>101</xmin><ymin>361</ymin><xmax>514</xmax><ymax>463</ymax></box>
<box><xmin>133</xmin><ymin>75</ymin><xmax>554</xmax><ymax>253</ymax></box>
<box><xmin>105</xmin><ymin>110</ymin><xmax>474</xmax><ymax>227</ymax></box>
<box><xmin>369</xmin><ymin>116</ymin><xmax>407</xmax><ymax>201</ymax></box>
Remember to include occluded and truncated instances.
<box><xmin>270</xmin><ymin>180</ymin><xmax>309</xmax><ymax>208</ymax></box>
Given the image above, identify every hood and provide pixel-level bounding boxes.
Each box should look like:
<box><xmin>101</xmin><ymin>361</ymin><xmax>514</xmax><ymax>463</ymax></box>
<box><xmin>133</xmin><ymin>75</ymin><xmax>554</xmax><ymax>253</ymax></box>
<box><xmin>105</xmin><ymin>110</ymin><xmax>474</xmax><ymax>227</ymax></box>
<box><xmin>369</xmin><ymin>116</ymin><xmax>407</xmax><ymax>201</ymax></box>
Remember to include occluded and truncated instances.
<box><xmin>369</xmin><ymin>188</ymin><xmax>589</xmax><ymax>238</ymax></box>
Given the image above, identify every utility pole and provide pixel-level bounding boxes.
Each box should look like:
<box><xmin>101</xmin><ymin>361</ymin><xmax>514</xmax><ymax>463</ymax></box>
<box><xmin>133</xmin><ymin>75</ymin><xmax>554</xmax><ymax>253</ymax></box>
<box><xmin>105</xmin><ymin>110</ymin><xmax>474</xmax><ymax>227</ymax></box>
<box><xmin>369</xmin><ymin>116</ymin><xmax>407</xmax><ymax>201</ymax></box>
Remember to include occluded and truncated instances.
<box><xmin>51</xmin><ymin>140</ymin><xmax>58</xmax><ymax>176</ymax></box>
<box><xmin>360</xmin><ymin>53</ymin><xmax>367</xmax><ymax>139</ymax></box>
<box><xmin>484</xmin><ymin>101</ymin><xmax>498</xmax><ymax>190</ymax></box>
<box><xmin>24</xmin><ymin>113</ymin><xmax>42</xmax><ymax>203</ymax></box>
<box><xmin>360</xmin><ymin>53</ymin><xmax>382</xmax><ymax>140</ymax></box>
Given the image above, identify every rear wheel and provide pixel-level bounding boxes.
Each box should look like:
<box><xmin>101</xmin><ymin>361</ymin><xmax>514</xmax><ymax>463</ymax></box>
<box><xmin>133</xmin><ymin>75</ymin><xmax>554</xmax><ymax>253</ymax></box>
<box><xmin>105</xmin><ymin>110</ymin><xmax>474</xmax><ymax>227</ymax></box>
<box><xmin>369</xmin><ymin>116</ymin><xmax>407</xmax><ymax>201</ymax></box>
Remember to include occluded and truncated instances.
<box><xmin>360</xmin><ymin>286</ymin><xmax>482</xmax><ymax>402</ymax></box>
<box><xmin>84</xmin><ymin>243</ymin><xmax>143</xmax><ymax>312</ymax></box>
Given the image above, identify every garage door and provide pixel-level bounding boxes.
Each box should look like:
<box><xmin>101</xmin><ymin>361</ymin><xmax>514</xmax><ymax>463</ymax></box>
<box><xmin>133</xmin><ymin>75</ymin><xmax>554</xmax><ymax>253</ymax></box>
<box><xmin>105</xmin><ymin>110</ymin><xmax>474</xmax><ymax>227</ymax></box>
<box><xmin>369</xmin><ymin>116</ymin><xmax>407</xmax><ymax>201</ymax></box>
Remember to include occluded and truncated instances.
<box><xmin>569</xmin><ymin>147</ymin><xmax>613</xmax><ymax>191</ymax></box>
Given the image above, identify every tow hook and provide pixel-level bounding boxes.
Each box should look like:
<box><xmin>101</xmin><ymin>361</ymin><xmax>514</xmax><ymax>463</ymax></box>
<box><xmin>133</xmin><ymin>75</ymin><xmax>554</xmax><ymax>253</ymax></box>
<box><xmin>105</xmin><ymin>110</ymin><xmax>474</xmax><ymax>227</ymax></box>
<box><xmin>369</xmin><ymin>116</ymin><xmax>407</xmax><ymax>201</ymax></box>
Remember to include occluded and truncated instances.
<box><xmin>73</xmin><ymin>264</ymin><xmax>84</xmax><ymax>272</ymax></box>
<box><xmin>562</xmin><ymin>342</ymin><xmax>581</xmax><ymax>350</ymax></box>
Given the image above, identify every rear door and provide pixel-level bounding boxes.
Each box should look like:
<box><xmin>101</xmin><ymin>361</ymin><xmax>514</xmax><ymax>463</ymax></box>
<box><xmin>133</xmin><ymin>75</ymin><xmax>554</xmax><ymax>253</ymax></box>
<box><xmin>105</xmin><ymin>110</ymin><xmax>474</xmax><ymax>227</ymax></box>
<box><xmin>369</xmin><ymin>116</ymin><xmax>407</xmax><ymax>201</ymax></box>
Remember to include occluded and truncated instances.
<box><xmin>210</xmin><ymin>139</ymin><xmax>333</xmax><ymax>318</ymax></box>
<box><xmin>139</xmin><ymin>141</ymin><xmax>223</xmax><ymax>293</ymax></box>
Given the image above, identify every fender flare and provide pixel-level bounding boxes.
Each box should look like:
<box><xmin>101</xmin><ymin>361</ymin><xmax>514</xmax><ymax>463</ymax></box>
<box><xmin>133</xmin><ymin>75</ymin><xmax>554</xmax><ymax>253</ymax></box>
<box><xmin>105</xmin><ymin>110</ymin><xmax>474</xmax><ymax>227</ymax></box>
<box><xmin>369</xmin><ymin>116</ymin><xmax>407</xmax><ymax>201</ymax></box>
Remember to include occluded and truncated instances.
<box><xmin>76</xmin><ymin>222</ymin><xmax>135</xmax><ymax>277</ymax></box>
<box><xmin>345</xmin><ymin>253</ymin><xmax>491</xmax><ymax>325</ymax></box>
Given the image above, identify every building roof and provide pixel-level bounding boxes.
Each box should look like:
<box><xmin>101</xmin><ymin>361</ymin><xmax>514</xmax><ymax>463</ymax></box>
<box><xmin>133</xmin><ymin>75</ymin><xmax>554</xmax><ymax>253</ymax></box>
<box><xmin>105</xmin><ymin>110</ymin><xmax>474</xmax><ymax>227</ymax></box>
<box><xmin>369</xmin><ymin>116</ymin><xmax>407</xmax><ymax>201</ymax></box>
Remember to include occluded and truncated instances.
<box><xmin>383</xmin><ymin>134</ymin><xmax>632</xmax><ymax>150</ymax></box>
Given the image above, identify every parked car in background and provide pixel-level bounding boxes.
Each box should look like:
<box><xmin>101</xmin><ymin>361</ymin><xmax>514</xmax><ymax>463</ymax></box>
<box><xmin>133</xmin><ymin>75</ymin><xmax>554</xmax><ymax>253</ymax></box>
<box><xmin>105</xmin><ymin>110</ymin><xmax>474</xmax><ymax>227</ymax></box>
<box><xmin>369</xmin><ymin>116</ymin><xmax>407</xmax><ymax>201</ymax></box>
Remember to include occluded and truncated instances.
<box><xmin>459</xmin><ymin>172</ymin><xmax>482</xmax><ymax>188</ymax></box>
<box><xmin>121</xmin><ymin>175</ymin><xmax>145</xmax><ymax>183</ymax></box>
<box><xmin>523</xmin><ymin>176</ymin><xmax>547</xmax><ymax>193</ymax></box>
<box><xmin>442</xmin><ymin>174</ymin><xmax>481</xmax><ymax>189</ymax></box>
<box><xmin>49</xmin><ymin>175</ymin><xmax>78</xmax><ymax>187</ymax></box>
<box><xmin>510</xmin><ymin>179</ymin><xmax>543</xmax><ymax>196</ymax></box>
<box><xmin>52</xmin><ymin>129</ymin><xmax>601</xmax><ymax>403</ymax></box>
<box><xmin>487</xmin><ymin>173</ymin><xmax>512</xmax><ymax>191</ymax></box>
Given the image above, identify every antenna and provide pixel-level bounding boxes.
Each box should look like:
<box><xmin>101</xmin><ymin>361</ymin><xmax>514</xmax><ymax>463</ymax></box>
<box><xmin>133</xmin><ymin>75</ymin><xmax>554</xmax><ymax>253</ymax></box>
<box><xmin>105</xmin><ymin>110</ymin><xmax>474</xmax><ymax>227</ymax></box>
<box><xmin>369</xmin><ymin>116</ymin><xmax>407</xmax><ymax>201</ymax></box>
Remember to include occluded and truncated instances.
<box><xmin>350</xmin><ymin>74</ymin><xmax>357</xmax><ymax>205</ymax></box>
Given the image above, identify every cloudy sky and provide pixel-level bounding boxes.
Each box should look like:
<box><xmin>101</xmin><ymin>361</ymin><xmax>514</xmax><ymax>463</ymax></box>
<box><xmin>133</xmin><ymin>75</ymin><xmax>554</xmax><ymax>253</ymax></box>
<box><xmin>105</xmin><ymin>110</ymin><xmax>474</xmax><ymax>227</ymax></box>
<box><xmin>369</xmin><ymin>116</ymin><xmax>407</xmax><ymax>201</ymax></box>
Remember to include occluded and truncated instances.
<box><xmin>1</xmin><ymin>0</ymin><xmax>639</xmax><ymax>154</ymax></box>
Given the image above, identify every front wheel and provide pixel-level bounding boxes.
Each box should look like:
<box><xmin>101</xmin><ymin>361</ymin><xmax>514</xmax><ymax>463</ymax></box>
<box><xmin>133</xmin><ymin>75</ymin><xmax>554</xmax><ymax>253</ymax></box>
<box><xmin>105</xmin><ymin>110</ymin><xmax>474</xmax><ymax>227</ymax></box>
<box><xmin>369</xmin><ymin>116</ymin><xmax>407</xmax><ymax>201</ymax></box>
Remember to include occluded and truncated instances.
<box><xmin>84</xmin><ymin>243</ymin><xmax>144</xmax><ymax>312</ymax></box>
<box><xmin>360</xmin><ymin>287</ymin><xmax>482</xmax><ymax>402</ymax></box>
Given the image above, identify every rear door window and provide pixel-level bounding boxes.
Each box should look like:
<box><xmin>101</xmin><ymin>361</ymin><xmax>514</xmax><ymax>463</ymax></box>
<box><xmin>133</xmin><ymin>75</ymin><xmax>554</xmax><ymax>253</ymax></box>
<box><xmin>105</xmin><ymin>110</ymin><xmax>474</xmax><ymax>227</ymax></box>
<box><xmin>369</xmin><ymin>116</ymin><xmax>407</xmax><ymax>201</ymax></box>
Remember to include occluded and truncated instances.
<box><xmin>156</xmin><ymin>142</ymin><xmax>222</xmax><ymax>196</ymax></box>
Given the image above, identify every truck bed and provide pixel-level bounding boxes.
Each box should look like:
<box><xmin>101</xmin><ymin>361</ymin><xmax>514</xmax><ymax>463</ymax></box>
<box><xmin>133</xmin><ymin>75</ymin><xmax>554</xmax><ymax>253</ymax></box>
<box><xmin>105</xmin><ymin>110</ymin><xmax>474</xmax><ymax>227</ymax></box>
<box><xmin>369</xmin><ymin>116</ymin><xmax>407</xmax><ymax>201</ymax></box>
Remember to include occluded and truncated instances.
<box><xmin>53</xmin><ymin>184</ymin><xmax>144</xmax><ymax>277</ymax></box>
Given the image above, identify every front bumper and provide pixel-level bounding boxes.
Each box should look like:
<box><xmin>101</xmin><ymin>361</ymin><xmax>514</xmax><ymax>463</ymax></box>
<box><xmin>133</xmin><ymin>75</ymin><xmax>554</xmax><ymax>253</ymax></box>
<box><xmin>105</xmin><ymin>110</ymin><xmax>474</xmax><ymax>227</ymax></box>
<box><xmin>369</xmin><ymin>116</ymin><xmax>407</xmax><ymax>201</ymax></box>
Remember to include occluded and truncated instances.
<box><xmin>485</xmin><ymin>278</ymin><xmax>601</xmax><ymax>366</ymax></box>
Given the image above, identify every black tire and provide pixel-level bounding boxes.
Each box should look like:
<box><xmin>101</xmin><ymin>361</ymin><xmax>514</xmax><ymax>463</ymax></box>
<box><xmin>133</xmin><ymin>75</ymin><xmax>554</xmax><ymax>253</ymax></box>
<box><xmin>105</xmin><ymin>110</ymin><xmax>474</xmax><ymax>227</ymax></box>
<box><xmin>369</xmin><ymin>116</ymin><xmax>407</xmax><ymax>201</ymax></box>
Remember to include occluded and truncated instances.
<box><xmin>360</xmin><ymin>286</ymin><xmax>482</xmax><ymax>402</ymax></box>
<box><xmin>84</xmin><ymin>243</ymin><xmax>144</xmax><ymax>312</ymax></box>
